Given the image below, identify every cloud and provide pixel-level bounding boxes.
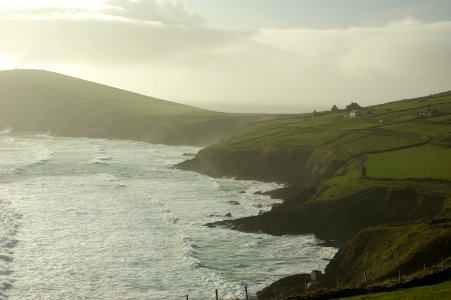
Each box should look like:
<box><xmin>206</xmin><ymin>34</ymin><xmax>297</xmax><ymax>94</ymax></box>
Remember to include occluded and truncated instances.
<box><xmin>107</xmin><ymin>0</ymin><xmax>205</xmax><ymax>25</ymax></box>
<box><xmin>251</xmin><ymin>18</ymin><xmax>451</xmax><ymax>76</ymax></box>
<box><xmin>0</xmin><ymin>0</ymin><xmax>205</xmax><ymax>25</ymax></box>
<box><xmin>242</xmin><ymin>18</ymin><xmax>451</xmax><ymax>107</ymax></box>
<box><xmin>0</xmin><ymin>9</ymin><xmax>450</xmax><ymax>112</ymax></box>
<box><xmin>0</xmin><ymin>19</ymin><xmax>232</xmax><ymax>66</ymax></box>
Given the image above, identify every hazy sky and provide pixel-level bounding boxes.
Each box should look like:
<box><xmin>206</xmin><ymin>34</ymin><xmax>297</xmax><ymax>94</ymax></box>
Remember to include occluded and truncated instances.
<box><xmin>1</xmin><ymin>0</ymin><xmax>451</xmax><ymax>112</ymax></box>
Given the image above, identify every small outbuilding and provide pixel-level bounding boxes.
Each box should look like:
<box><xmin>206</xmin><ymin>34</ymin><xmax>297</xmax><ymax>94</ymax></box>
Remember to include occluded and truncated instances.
<box><xmin>349</xmin><ymin>110</ymin><xmax>362</xmax><ymax>118</ymax></box>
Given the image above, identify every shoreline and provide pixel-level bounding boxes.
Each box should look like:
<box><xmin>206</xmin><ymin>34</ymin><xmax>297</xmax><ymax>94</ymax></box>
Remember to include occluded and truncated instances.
<box><xmin>176</xmin><ymin>148</ymin><xmax>451</xmax><ymax>299</ymax></box>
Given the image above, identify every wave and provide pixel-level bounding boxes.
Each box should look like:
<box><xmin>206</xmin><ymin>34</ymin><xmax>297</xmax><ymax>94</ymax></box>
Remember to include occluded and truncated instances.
<box><xmin>0</xmin><ymin>141</ymin><xmax>54</xmax><ymax>169</ymax></box>
<box><xmin>89</xmin><ymin>160</ymin><xmax>110</xmax><ymax>166</ymax></box>
<box><xmin>28</xmin><ymin>144</ymin><xmax>54</xmax><ymax>166</ymax></box>
<box><xmin>97</xmin><ymin>173</ymin><xmax>127</xmax><ymax>189</ymax></box>
<box><xmin>35</xmin><ymin>132</ymin><xmax>54</xmax><ymax>139</ymax></box>
<box><xmin>97</xmin><ymin>156</ymin><xmax>113</xmax><ymax>161</ymax></box>
<box><xmin>0</xmin><ymin>198</ymin><xmax>21</xmax><ymax>298</ymax></box>
<box><xmin>90</xmin><ymin>156</ymin><xmax>114</xmax><ymax>166</ymax></box>
<box><xmin>0</xmin><ymin>128</ymin><xmax>12</xmax><ymax>135</ymax></box>
<box><xmin>95</xmin><ymin>147</ymin><xmax>107</xmax><ymax>154</ymax></box>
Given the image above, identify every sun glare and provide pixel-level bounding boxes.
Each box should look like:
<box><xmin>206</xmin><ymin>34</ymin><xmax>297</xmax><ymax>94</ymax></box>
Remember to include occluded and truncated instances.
<box><xmin>0</xmin><ymin>0</ymin><xmax>106</xmax><ymax>10</ymax></box>
<box><xmin>0</xmin><ymin>57</ymin><xmax>16</xmax><ymax>70</ymax></box>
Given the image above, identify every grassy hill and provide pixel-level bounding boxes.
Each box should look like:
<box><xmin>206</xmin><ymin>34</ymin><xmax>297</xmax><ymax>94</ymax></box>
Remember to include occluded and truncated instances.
<box><xmin>179</xmin><ymin>91</ymin><xmax>451</xmax><ymax>185</ymax></box>
<box><xmin>341</xmin><ymin>279</ymin><xmax>451</xmax><ymax>300</ymax></box>
<box><xmin>0</xmin><ymin>69</ymin><xmax>255</xmax><ymax>145</ymax></box>
<box><xmin>256</xmin><ymin>221</ymin><xmax>451</xmax><ymax>299</ymax></box>
<box><xmin>179</xmin><ymin>90</ymin><xmax>451</xmax><ymax>238</ymax></box>
<box><xmin>178</xmin><ymin>90</ymin><xmax>451</xmax><ymax>299</ymax></box>
<box><xmin>180</xmin><ymin>89</ymin><xmax>451</xmax><ymax>181</ymax></box>
<box><xmin>215</xmin><ymin>91</ymin><xmax>450</xmax><ymax>150</ymax></box>
<box><xmin>324</xmin><ymin>221</ymin><xmax>451</xmax><ymax>288</ymax></box>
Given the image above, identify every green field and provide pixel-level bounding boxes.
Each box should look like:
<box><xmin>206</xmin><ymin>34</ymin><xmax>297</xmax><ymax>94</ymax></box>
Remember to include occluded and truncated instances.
<box><xmin>342</xmin><ymin>280</ymin><xmax>451</xmax><ymax>300</ymax></box>
<box><xmin>180</xmin><ymin>88</ymin><xmax>451</xmax><ymax>299</ymax></box>
<box><xmin>220</xmin><ymin>90</ymin><xmax>450</xmax><ymax>152</ymax></box>
<box><xmin>365</xmin><ymin>145</ymin><xmax>451</xmax><ymax>181</ymax></box>
<box><xmin>210</xmin><ymin>90</ymin><xmax>451</xmax><ymax>188</ymax></box>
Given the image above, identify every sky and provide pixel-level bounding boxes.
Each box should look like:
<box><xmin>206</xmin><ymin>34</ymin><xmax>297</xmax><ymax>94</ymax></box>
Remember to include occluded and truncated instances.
<box><xmin>0</xmin><ymin>0</ymin><xmax>450</xmax><ymax>113</ymax></box>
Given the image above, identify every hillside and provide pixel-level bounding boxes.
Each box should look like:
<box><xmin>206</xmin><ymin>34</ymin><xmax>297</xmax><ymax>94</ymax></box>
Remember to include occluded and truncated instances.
<box><xmin>178</xmin><ymin>90</ymin><xmax>451</xmax><ymax>299</ymax></box>
<box><xmin>178</xmin><ymin>91</ymin><xmax>451</xmax><ymax>241</ymax></box>
<box><xmin>179</xmin><ymin>92</ymin><xmax>451</xmax><ymax>299</ymax></box>
<box><xmin>0</xmin><ymin>69</ymin><xmax>255</xmax><ymax>146</ymax></box>
<box><xmin>256</xmin><ymin>221</ymin><xmax>450</xmax><ymax>299</ymax></box>
<box><xmin>341</xmin><ymin>279</ymin><xmax>451</xmax><ymax>300</ymax></box>
<box><xmin>324</xmin><ymin>221</ymin><xmax>450</xmax><ymax>288</ymax></box>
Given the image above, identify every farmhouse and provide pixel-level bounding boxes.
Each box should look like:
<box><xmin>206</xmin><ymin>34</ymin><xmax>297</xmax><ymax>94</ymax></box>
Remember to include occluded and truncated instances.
<box><xmin>349</xmin><ymin>110</ymin><xmax>362</xmax><ymax>118</ymax></box>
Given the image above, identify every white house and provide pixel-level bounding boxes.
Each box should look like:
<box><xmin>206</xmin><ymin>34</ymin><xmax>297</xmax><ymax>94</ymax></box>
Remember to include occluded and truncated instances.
<box><xmin>349</xmin><ymin>110</ymin><xmax>362</xmax><ymax>118</ymax></box>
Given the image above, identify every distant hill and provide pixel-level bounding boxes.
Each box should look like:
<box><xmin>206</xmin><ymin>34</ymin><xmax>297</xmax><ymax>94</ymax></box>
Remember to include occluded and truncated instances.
<box><xmin>0</xmin><ymin>69</ymin><xmax>254</xmax><ymax>145</ymax></box>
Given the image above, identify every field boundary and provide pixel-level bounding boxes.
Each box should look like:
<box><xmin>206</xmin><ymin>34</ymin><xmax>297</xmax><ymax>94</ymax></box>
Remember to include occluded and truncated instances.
<box><xmin>286</xmin><ymin>267</ymin><xmax>451</xmax><ymax>300</ymax></box>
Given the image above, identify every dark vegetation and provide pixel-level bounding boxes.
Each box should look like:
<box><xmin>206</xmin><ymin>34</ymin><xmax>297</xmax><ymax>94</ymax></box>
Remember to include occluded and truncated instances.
<box><xmin>0</xmin><ymin>69</ymin><xmax>257</xmax><ymax>146</ymax></box>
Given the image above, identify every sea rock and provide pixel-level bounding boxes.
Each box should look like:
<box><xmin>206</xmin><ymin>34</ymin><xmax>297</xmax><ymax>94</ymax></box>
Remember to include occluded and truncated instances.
<box><xmin>227</xmin><ymin>201</ymin><xmax>240</xmax><ymax>205</ymax></box>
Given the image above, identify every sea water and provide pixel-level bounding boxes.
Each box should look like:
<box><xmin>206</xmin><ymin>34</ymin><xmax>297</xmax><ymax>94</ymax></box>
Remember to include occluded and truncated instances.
<box><xmin>0</xmin><ymin>130</ymin><xmax>336</xmax><ymax>299</ymax></box>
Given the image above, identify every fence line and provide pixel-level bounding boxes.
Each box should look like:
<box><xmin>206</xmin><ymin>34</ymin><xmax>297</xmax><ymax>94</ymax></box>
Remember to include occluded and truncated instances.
<box><xmin>183</xmin><ymin>257</ymin><xmax>448</xmax><ymax>299</ymax></box>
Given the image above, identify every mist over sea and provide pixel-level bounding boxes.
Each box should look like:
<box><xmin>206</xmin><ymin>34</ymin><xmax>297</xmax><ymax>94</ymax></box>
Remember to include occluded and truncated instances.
<box><xmin>0</xmin><ymin>130</ymin><xmax>336</xmax><ymax>299</ymax></box>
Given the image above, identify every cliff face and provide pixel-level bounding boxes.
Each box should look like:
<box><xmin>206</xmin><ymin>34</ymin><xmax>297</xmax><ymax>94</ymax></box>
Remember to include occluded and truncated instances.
<box><xmin>177</xmin><ymin>146</ymin><xmax>344</xmax><ymax>183</ymax></box>
<box><xmin>207</xmin><ymin>187</ymin><xmax>448</xmax><ymax>243</ymax></box>
<box><xmin>178</xmin><ymin>146</ymin><xmax>448</xmax><ymax>243</ymax></box>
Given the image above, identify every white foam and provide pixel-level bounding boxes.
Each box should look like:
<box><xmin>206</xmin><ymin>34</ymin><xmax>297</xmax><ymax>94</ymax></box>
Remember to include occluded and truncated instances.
<box><xmin>0</xmin><ymin>128</ymin><xmax>12</xmax><ymax>135</ymax></box>
<box><xmin>0</xmin><ymin>198</ymin><xmax>20</xmax><ymax>297</ymax></box>
<box><xmin>35</xmin><ymin>132</ymin><xmax>54</xmax><ymax>139</ymax></box>
<box><xmin>0</xmin><ymin>134</ymin><xmax>337</xmax><ymax>300</ymax></box>
<box><xmin>97</xmin><ymin>156</ymin><xmax>113</xmax><ymax>161</ymax></box>
<box><xmin>89</xmin><ymin>159</ymin><xmax>110</xmax><ymax>166</ymax></box>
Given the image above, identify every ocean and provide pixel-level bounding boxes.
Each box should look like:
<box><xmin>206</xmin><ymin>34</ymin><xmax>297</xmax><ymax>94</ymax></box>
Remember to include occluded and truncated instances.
<box><xmin>0</xmin><ymin>130</ymin><xmax>336</xmax><ymax>299</ymax></box>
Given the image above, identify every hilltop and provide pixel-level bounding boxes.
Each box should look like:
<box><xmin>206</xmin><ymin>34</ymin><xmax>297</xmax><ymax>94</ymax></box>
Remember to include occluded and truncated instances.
<box><xmin>0</xmin><ymin>69</ymin><xmax>255</xmax><ymax>146</ymax></box>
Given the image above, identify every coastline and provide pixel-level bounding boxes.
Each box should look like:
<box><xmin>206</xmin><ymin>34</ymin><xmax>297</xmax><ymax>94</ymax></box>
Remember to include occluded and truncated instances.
<box><xmin>176</xmin><ymin>147</ymin><xmax>451</xmax><ymax>299</ymax></box>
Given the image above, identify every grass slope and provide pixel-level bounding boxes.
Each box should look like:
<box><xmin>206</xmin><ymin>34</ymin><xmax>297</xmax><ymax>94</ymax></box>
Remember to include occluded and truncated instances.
<box><xmin>341</xmin><ymin>279</ymin><xmax>451</xmax><ymax>300</ymax></box>
<box><xmin>192</xmin><ymin>90</ymin><xmax>449</xmax><ymax>197</ymax></box>
<box><xmin>218</xmin><ymin>91</ymin><xmax>451</xmax><ymax>152</ymax></box>
<box><xmin>179</xmin><ymin>91</ymin><xmax>451</xmax><ymax>299</ymax></box>
<box><xmin>365</xmin><ymin>145</ymin><xmax>451</xmax><ymax>181</ymax></box>
<box><xmin>0</xmin><ymin>69</ymin><xmax>255</xmax><ymax>145</ymax></box>
<box><xmin>324</xmin><ymin>222</ymin><xmax>451</xmax><ymax>288</ymax></box>
<box><xmin>183</xmin><ymin>90</ymin><xmax>451</xmax><ymax>202</ymax></box>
